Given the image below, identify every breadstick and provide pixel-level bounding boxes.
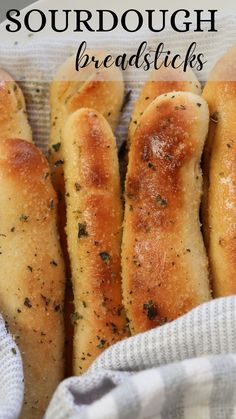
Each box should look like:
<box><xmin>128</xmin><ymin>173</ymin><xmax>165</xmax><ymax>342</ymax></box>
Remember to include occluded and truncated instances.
<box><xmin>122</xmin><ymin>92</ymin><xmax>211</xmax><ymax>335</ymax></box>
<box><xmin>62</xmin><ymin>109</ymin><xmax>127</xmax><ymax>374</ymax></box>
<box><xmin>202</xmin><ymin>45</ymin><xmax>236</xmax><ymax>296</ymax></box>
<box><xmin>0</xmin><ymin>70</ymin><xmax>32</xmax><ymax>142</ymax></box>
<box><xmin>0</xmin><ymin>139</ymin><xmax>65</xmax><ymax>418</ymax></box>
<box><xmin>128</xmin><ymin>67</ymin><xmax>201</xmax><ymax>145</ymax></box>
<box><xmin>49</xmin><ymin>54</ymin><xmax>124</xmax><ymax>374</ymax></box>
<box><xmin>49</xmin><ymin>52</ymin><xmax>124</xmax><ymax>196</ymax></box>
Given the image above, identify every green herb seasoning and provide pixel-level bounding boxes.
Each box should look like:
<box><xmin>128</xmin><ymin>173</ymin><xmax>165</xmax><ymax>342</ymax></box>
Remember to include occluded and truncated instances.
<box><xmin>50</xmin><ymin>260</ymin><xmax>58</xmax><ymax>267</ymax></box>
<box><xmin>156</xmin><ymin>194</ymin><xmax>168</xmax><ymax>208</ymax></box>
<box><xmin>20</xmin><ymin>214</ymin><xmax>29</xmax><ymax>222</ymax></box>
<box><xmin>97</xmin><ymin>339</ymin><xmax>106</xmax><ymax>349</ymax></box>
<box><xmin>143</xmin><ymin>300</ymin><xmax>158</xmax><ymax>320</ymax></box>
<box><xmin>70</xmin><ymin>312</ymin><xmax>83</xmax><ymax>324</ymax></box>
<box><xmin>148</xmin><ymin>162</ymin><xmax>156</xmax><ymax>171</ymax></box>
<box><xmin>75</xmin><ymin>182</ymin><xmax>81</xmax><ymax>192</ymax></box>
<box><xmin>24</xmin><ymin>297</ymin><xmax>32</xmax><ymax>308</ymax></box>
<box><xmin>99</xmin><ymin>252</ymin><xmax>111</xmax><ymax>262</ymax></box>
<box><xmin>78</xmin><ymin>223</ymin><xmax>88</xmax><ymax>238</ymax></box>
<box><xmin>175</xmin><ymin>105</ymin><xmax>186</xmax><ymax>110</ymax></box>
<box><xmin>54</xmin><ymin>159</ymin><xmax>64</xmax><ymax>167</ymax></box>
<box><xmin>52</xmin><ymin>143</ymin><xmax>61</xmax><ymax>152</ymax></box>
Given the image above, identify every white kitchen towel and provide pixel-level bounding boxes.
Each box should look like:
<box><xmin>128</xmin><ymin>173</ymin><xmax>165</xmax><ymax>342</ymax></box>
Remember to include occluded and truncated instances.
<box><xmin>45</xmin><ymin>296</ymin><xmax>236</xmax><ymax>419</ymax></box>
<box><xmin>0</xmin><ymin>315</ymin><xmax>23</xmax><ymax>419</ymax></box>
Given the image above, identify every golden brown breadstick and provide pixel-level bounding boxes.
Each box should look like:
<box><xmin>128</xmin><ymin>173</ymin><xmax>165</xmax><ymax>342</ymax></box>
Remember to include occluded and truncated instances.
<box><xmin>0</xmin><ymin>139</ymin><xmax>65</xmax><ymax>418</ymax></box>
<box><xmin>62</xmin><ymin>109</ymin><xmax>127</xmax><ymax>374</ymax></box>
<box><xmin>49</xmin><ymin>53</ymin><xmax>124</xmax><ymax>375</ymax></box>
<box><xmin>0</xmin><ymin>70</ymin><xmax>32</xmax><ymax>142</ymax></box>
<box><xmin>128</xmin><ymin>67</ymin><xmax>201</xmax><ymax>145</ymax></box>
<box><xmin>202</xmin><ymin>45</ymin><xmax>236</xmax><ymax>297</ymax></box>
<box><xmin>122</xmin><ymin>92</ymin><xmax>211</xmax><ymax>335</ymax></box>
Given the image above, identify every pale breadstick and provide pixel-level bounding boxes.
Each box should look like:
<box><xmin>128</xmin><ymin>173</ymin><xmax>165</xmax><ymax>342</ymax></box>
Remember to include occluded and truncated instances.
<box><xmin>0</xmin><ymin>70</ymin><xmax>32</xmax><ymax>142</ymax></box>
<box><xmin>0</xmin><ymin>139</ymin><xmax>65</xmax><ymax>418</ymax></box>
<box><xmin>202</xmin><ymin>45</ymin><xmax>236</xmax><ymax>297</ymax></box>
<box><xmin>128</xmin><ymin>67</ymin><xmax>201</xmax><ymax>145</ymax></box>
<box><xmin>62</xmin><ymin>109</ymin><xmax>127</xmax><ymax>374</ymax></box>
<box><xmin>122</xmin><ymin>92</ymin><xmax>211</xmax><ymax>335</ymax></box>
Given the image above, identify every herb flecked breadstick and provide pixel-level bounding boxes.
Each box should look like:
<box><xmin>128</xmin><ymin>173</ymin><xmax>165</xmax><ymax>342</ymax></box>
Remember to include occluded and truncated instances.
<box><xmin>0</xmin><ymin>70</ymin><xmax>32</xmax><ymax>142</ymax></box>
<box><xmin>122</xmin><ymin>92</ymin><xmax>211</xmax><ymax>335</ymax></box>
<box><xmin>49</xmin><ymin>53</ymin><xmax>124</xmax><ymax>374</ymax></box>
<box><xmin>128</xmin><ymin>66</ymin><xmax>201</xmax><ymax>146</ymax></box>
<box><xmin>0</xmin><ymin>139</ymin><xmax>65</xmax><ymax>418</ymax></box>
<box><xmin>62</xmin><ymin>109</ymin><xmax>127</xmax><ymax>374</ymax></box>
<box><xmin>202</xmin><ymin>45</ymin><xmax>236</xmax><ymax>297</ymax></box>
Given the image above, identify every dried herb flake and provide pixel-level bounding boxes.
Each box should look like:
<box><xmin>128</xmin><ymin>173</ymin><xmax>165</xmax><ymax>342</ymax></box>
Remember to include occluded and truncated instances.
<box><xmin>52</xmin><ymin>143</ymin><xmax>61</xmax><ymax>152</ymax></box>
<box><xmin>78</xmin><ymin>223</ymin><xmax>88</xmax><ymax>238</ymax></box>
<box><xmin>99</xmin><ymin>252</ymin><xmax>110</xmax><ymax>262</ymax></box>
<box><xmin>143</xmin><ymin>300</ymin><xmax>158</xmax><ymax>320</ymax></box>
<box><xmin>156</xmin><ymin>194</ymin><xmax>168</xmax><ymax>208</ymax></box>
<box><xmin>24</xmin><ymin>297</ymin><xmax>32</xmax><ymax>308</ymax></box>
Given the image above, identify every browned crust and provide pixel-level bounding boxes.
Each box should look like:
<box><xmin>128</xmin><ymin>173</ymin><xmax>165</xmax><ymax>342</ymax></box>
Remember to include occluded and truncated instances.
<box><xmin>63</xmin><ymin>109</ymin><xmax>127</xmax><ymax>374</ymax></box>
<box><xmin>202</xmin><ymin>45</ymin><xmax>236</xmax><ymax>297</ymax></box>
<box><xmin>0</xmin><ymin>139</ymin><xmax>65</xmax><ymax>418</ymax></box>
<box><xmin>49</xmin><ymin>55</ymin><xmax>124</xmax><ymax>374</ymax></box>
<box><xmin>122</xmin><ymin>92</ymin><xmax>211</xmax><ymax>335</ymax></box>
<box><xmin>128</xmin><ymin>66</ymin><xmax>202</xmax><ymax>144</ymax></box>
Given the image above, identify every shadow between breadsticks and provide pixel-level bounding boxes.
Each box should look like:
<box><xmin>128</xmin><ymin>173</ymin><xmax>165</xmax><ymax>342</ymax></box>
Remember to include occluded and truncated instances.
<box><xmin>0</xmin><ymin>139</ymin><xmax>65</xmax><ymax>419</ymax></box>
<box><xmin>128</xmin><ymin>66</ymin><xmax>202</xmax><ymax>146</ymax></box>
<box><xmin>202</xmin><ymin>45</ymin><xmax>236</xmax><ymax>297</ymax></box>
<box><xmin>122</xmin><ymin>92</ymin><xmax>211</xmax><ymax>335</ymax></box>
<box><xmin>62</xmin><ymin>108</ymin><xmax>128</xmax><ymax>374</ymax></box>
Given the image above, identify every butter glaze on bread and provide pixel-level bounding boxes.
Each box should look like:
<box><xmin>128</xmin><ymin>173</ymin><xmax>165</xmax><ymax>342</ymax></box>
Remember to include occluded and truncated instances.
<box><xmin>122</xmin><ymin>92</ymin><xmax>211</xmax><ymax>335</ymax></box>
<box><xmin>0</xmin><ymin>139</ymin><xmax>65</xmax><ymax>418</ymax></box>
<box><xmin>49</xmin><ymin>53</ymin><xmax>124</xmax><ymax>375</ymax></box>
<box><xmin>202</xmin><ymin>46</ymin><xmax>236</xmax><ymax>297</ymax></box>
<box><xmin>128</xmin><ymin>67</ymin><xmax>202</xmax><ymax>145</ymax></box>
<box><xmin>63</xmin><ymin>109</ymin><xmax>127</xmax><ymax>374</ymax></box>
<box><xmin>0</xmin><ymin>70</ymin><xmax>32</xmax><ymax>142</ymax></box>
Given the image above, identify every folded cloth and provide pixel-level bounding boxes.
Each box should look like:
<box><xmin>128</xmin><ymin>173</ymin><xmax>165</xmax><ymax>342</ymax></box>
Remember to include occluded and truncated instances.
<box><xmin>45</xmin><ymin>296</ymin><xmax>236</xmax><ymax>419</ymax></box>
<box><xmin>0</xmin><ymin>315</ymin><xmax>23</xmax><ymax>419</ymax></box>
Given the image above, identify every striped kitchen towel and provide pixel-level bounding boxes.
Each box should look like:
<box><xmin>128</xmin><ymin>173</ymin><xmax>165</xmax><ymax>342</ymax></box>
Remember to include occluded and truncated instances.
<box><xmin>0</xmin><ymin>315</ymin><xmax>23</xmax><ymax>419</ymax></box>
<box><xmin>45</xmin><ymin>296</ymin><xmax>236</xmax><ymax>419</ymax></box>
